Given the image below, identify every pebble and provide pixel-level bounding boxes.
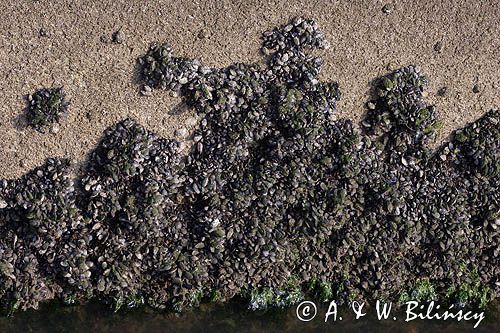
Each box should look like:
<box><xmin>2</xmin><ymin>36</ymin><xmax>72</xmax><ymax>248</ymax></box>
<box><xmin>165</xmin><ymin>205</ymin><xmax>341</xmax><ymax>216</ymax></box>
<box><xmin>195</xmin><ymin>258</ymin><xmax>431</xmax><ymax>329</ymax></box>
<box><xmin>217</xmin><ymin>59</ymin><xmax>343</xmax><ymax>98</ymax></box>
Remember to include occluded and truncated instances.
<box><xmin>473</xmin><ymin>84</ymin><xmax>480</xmax><ymax>93</ymax></box>
<box><xmin>39</xmin><ymin>27</ymin><xmax>48</xmax><ymax>37</ymax></box>
<box><xmin>141</xmin><ymin>85</ymin><xmax>153</xmax><ymax>96</ymax></box>
<box><xmin>197</xmin><ymin>30</ymin><xmax>206</xmax><ymax>39</ymax></box>
<box><xmin>382</xmin><ymin>3</ymin><xmax>393</xmax><ymax>14</ymax></box>
<box><xmin>112</xmin><ymin>30</ymin><xmax>126</xmax><ymax>44</ymax></box>
<box><xmin>433</xmin><ymin>41</ymin><xmax>443</xmax><ymax>53</ymax></box>
<box><xmin>437</xmin><ymin>87</ymin><xmax>448</xmax><ymax>97</ymax></box>
<box><xmin>51</xmin><ymin>123</ymin><xmax>60</xmax><ymax>134</ymax></box>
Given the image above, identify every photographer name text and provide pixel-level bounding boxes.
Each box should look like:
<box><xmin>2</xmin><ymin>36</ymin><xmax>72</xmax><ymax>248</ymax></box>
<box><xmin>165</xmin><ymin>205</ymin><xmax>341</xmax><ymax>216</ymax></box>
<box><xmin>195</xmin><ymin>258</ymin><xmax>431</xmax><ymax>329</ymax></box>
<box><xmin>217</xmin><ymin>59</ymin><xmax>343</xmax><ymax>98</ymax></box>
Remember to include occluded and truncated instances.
<box><xmin>296</xmin><ymin>300</ymin><xmax>485</xmax><ymax>328</ymax></box>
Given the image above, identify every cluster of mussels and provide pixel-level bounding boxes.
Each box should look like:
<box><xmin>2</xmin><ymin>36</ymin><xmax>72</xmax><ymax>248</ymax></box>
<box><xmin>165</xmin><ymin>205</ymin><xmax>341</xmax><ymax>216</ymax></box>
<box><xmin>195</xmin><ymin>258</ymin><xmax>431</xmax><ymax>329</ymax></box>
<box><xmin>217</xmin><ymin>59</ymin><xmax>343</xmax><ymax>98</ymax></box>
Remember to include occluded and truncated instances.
<box><xmin>1</xmin><ymin>18</ymin><xmax>498</xmax><ymax>314</ymax></box>
<box><xmin>25</xmin><ymin>87</ymin><xmax>69</xmax><ymax>132</ymax></box>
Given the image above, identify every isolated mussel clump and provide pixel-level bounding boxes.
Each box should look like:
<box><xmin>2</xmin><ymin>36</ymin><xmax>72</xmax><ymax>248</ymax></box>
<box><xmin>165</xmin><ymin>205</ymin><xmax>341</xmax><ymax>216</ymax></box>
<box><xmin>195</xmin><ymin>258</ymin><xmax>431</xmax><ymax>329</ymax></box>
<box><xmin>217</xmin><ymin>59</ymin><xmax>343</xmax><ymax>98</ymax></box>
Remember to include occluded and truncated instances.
<box><xmin>25</xmin><ymin>87</ymin><xmax>69</xmax><ymax>132</ymax></box>
<box><xmin>0</xmin><ymin>17</ymin><xmax>498</xmax><ymax>314</ymax></box>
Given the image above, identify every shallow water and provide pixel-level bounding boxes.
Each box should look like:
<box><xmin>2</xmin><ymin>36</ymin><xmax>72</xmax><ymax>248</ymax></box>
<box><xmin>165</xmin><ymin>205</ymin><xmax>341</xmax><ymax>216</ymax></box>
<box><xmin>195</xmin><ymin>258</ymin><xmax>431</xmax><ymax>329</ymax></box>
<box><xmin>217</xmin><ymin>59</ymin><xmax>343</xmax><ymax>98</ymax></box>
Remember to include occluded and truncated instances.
<box><xmin>1</xmin><ymin>301</ymin><xmax>498</xmax><ymax>333</ymax></box>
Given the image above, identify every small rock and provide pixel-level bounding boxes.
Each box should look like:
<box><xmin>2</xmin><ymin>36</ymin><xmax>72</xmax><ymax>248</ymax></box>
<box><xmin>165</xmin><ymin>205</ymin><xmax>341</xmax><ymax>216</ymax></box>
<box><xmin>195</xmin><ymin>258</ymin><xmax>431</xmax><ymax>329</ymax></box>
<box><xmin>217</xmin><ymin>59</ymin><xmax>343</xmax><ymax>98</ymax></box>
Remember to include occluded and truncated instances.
<box><xmin>197</xmin><ymin>30</ymin><xmax>206</xmax><ymax>39</ymax></box>
<box><xmin>382</xmin><ymin>3</ymin><xmax>393</xmax><ymax>14</ymax></box>
<box><xmin>141</xmin><ymin>85</ymin><xmax>152</xmax><ymax>96</ymax></box>
<box><xmin>51</xmin><ymin>123</ymin><xmax>60</xmax><ymax>134</ymax></box>
<box><xmin>367</xmin><ymin>102</ymin><xmax>376</xmax><ymax>110</ymax></box>
<box><xmin>112</xmin><ymin>30</ymin><xmax>126</xmax><ymax>44</ymax></box>
<box><xmin>0</xmin><ymin>199</ymin><xmax>7</xmax><ymax>209</ymax></box>
<box><xmin>472</xmin><ymin>84</ymin><xmax>480</xmax><ymax>93</ymax></box>
<box><xmin>437</xmin><ymin>87</ymin><xmax>448</xmax><ymax>97</ymax></box>
<box><xmin>19</xmin><ymin>160</ymin><xmax>27</xmax><ymax>168</ymax></box>
<box><xmin>39</xmin><ymin>28</ymin><xmax>48</xmax><ymax>37</ymax></box>
<box><xmin>433</xmin><ymin>41</ymin><xmax>443</xmax><ymax>53</ymax></box>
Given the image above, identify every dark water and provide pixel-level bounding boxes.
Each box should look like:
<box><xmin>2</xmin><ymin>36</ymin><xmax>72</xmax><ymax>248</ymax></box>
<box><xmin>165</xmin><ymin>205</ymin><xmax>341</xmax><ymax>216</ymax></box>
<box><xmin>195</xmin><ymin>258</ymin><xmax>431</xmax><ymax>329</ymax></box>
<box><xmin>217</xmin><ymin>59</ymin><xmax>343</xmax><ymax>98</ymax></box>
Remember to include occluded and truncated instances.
<box><xmin>0</xmin><ymin>301</ymin><xmax>498</xmax><ymax>333</ymax></box>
